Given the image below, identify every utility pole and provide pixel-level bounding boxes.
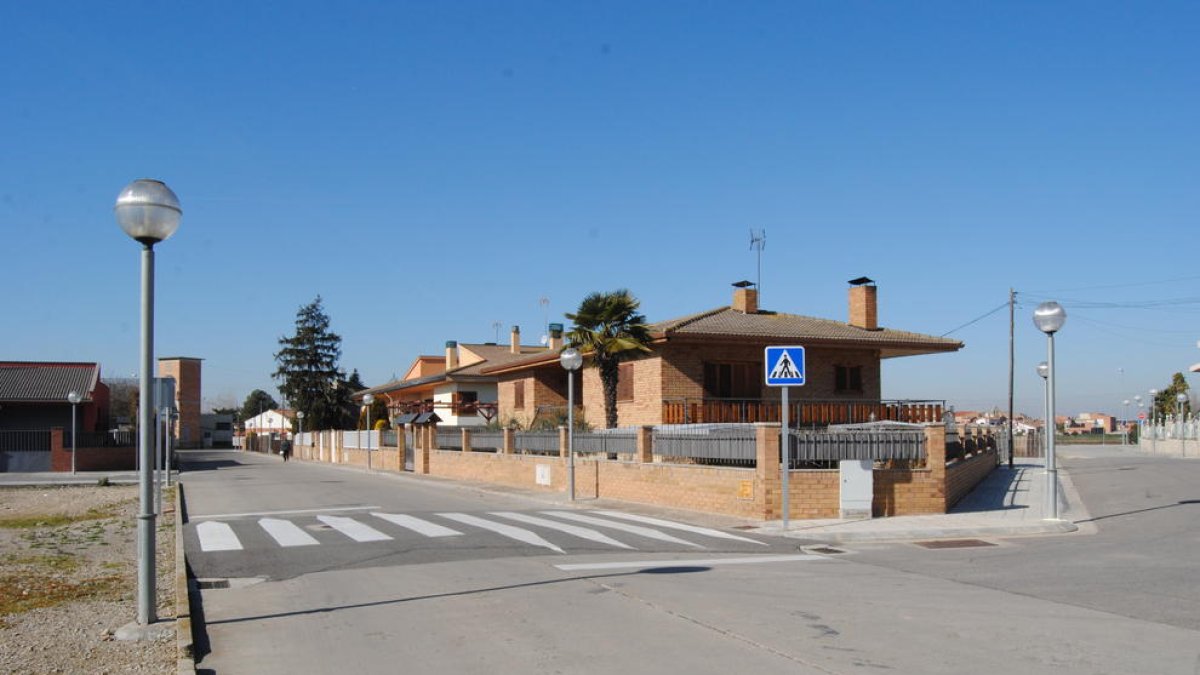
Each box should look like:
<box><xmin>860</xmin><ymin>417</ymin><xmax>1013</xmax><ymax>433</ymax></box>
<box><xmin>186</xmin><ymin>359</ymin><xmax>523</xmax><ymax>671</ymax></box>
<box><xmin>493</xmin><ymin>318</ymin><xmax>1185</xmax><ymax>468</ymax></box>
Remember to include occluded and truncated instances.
<box><xmin>1008</xmin><ymin>288</ymin><xmax>1015</xmax><ymax>469</ymax></box>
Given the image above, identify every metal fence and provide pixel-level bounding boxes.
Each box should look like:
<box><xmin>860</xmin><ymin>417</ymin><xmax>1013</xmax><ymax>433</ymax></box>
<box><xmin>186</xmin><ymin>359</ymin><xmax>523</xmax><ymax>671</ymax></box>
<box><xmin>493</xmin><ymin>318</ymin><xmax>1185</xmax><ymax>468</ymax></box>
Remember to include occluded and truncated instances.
<box><xmin>573</xmin><ymin>431</ymin><xmax>638</xmax><ymax>456</ymax></box>
<box><xmin>66</xmin><ymin>430</ymin><xmax>135</xmax><ymax>448</ymax></box>
<box><xmin>0</xmin><ymin>430</ymin><xmax>51</xmax><ymax>452</ymax></box>
<box><xmin>790</xmin><ymin>429</ymin><xmax>926</xmax><ymax>463</ymax></box>
<box><xmin>436</xmin><ymin>429</ymin><xmax>463</xmax><ymax>450</ymax></box>
<box><xmin>513</xmin><ymin>431</ymin><xmax>561</xmax><ymax>455</ymax></box>
<box><xmin>653</xmin><ymin>426</ymin><xmax>757</xmax><ymax>467</ymax></box>
<box><xmin>470</xmin><ymin>431</ymin><xmax>505</xmax><ymax>452</ymax></box>
<box><xmin>381</xmin><ymin>430</ymin><xmax>398</xmax><ymax>447</ymax></box>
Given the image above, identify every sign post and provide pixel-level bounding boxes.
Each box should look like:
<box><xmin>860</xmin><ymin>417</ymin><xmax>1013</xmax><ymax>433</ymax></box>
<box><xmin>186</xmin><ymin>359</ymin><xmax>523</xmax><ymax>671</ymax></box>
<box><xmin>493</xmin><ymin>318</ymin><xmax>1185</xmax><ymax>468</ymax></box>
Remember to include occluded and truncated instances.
<box><xmin>765</xmin><ymin>346</ymin><xmax>806</xmax><ymax>530</ymax></box>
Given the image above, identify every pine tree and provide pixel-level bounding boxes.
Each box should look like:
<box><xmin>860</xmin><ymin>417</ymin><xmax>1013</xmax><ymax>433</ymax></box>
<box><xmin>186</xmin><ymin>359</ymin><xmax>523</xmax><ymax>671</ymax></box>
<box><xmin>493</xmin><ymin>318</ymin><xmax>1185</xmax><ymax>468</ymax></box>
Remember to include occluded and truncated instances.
<box><xmin>273</xmin><ymin>296</ymin><xmax>354</xmax><ymax>429</ymax></box>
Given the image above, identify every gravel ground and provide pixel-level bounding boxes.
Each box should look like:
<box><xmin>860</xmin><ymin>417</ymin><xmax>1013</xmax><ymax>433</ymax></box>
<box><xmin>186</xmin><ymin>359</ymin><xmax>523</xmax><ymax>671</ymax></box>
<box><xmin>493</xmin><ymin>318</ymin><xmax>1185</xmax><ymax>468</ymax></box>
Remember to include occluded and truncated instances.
<box><xmin>0</xmin><ymin>485</ymin><xmax>177</xmax><ymax>674</ymax></box>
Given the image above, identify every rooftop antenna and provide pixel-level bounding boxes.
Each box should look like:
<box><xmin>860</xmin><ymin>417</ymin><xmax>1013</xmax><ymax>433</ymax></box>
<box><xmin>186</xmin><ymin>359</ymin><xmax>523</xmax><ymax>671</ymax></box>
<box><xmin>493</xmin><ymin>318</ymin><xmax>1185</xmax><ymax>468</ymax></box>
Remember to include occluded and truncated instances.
<box><xmin>749</xmin><ymin>229</ymin><xmax>766</xmax><ymax>304</ymax></box>
<box><xmin>491</xmin><ymin>320</ymin><xmax>502</xmax><ymax>344</ymax></box>
<box><xmin>539</xmin><ymin>296</ymin><xmax>550</xmax><ymax>345</ymax></box>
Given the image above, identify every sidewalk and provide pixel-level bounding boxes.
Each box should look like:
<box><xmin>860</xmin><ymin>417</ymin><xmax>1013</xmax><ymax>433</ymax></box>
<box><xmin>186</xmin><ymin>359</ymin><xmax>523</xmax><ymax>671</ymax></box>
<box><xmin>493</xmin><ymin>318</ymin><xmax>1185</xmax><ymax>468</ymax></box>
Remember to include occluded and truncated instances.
<box><xmin>752</xmin><ymin>457</ymin><xmax>1094</xmax><ymax>543</ymax></box>
<box><xmin>0</xmin><ymin>470</ymin><xmax>155</xmax><ymax>486</ymax></box>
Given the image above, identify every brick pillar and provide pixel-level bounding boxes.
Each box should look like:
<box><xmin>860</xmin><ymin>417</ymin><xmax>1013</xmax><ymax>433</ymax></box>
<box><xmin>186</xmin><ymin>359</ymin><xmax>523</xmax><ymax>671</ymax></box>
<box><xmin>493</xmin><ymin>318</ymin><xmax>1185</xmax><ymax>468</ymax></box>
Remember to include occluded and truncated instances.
<box><xmin>636</xmin><ymin>426</ymin><xmax>653</xmax><ymax>463</ymax></box>
<box><xmin>755</xmin><ymin>423</ymin><xmax>781</xmax><ymax>520</ymax></box>
<box><xmin>428</xmin><ymin>424</ymin><xmax>439</xmax><ymax>451</ymax></box>
<box><xmin>461</xmin><ymin>428</ymin><xmax>472</xmax><ymax>453</ymax></box>
<box><xmin>502</xmin><ymin>428</ymin><xmax>515</xmax><ymax>454</ymax></box>
<box><xmin>50</xmin><ymin>428</ymin><xmax>68</xmax><ymax>472</ymax></box>
<box><xmin>924</xmin><ymin>422</ymin><xmax>948</xmax><ymax>511</ymax></box>
<box><xmin>411</xmin><ymin>425</ymin><xmax>429</xmax><ymax>474</ymax></box>
<box><xmin>558</xmin><ymin>426</ymin><xmax>569</xmax><ymax>459</ymax></box>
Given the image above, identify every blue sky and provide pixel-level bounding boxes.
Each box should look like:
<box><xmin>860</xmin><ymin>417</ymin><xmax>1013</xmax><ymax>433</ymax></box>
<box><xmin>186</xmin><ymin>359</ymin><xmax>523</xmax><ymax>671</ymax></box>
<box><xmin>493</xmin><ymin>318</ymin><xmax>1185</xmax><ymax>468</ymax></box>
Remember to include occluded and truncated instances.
<box><xmin>2</xmin><ymin>1</ymin><xmax>1197</xmax><ymax>418</ymax></box>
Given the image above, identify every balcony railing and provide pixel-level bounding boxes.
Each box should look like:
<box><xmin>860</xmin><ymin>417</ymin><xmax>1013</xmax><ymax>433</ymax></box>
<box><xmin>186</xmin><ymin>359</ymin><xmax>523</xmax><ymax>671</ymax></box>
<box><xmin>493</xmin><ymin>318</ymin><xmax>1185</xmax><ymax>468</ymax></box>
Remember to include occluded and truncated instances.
<box><xmin>661</xmin><ymin>398</ymin><xmax>944</xmax><ymax>427</ymax></box>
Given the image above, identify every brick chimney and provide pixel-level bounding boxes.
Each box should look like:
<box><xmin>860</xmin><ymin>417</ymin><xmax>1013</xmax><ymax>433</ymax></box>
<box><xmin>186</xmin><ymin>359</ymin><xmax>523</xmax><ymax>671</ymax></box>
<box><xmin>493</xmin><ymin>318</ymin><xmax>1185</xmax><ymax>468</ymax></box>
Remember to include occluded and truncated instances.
<box><xmin>510</xmin><ymin>325</ymin><xmax>521</xmax><ymax>354</ymax></box>
<box><xmin>548</xmin><ymin>323</ymin><xmax>564</xmax><ymax>351</ymax></box>
<box><xmin>445</xmin><ymin>341</ymin><xmax>459</xmax><ymax>371</ymax></box>
<box><xmin>732</xmin><ymin>283</ymin><xmax>758</xmax><ymax>314</ymax></box>
<box><xmin>848</xmin><ymin>278</ymin><xmax>878</xmax><ymax>330</ymax></box>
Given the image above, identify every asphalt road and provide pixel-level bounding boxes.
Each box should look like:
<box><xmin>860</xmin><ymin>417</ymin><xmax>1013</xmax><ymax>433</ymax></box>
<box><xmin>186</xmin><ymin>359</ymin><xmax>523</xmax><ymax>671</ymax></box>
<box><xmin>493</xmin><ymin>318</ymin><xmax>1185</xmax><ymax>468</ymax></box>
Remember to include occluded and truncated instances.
<box><xmin>841</xmin><ymin>446</ymin><xmax>1200</xmax><ymax>632</ymax></box>
<box><xmin>182</xmin><ymin>448</ymin><xmax>1200</xmax><ymax>675</ymax></box>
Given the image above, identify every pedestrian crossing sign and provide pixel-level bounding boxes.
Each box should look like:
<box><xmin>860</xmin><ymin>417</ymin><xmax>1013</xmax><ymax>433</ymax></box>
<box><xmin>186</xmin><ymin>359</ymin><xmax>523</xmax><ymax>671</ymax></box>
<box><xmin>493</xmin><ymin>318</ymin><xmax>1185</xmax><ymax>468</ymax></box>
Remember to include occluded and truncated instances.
<box><xmin>764</xmin><ymin>346</ymin><xmax>806</xmax><ymax>386</ymax></box>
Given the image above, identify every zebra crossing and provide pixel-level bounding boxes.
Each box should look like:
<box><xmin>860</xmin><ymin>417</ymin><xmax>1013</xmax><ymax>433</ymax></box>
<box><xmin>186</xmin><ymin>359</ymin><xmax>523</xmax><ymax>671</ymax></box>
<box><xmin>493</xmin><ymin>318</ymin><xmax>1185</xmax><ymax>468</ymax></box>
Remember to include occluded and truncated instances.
<box><xmin>191</xmin><ymin>509</ymin><xmax>767</xmax><ymax>555</ymax></box>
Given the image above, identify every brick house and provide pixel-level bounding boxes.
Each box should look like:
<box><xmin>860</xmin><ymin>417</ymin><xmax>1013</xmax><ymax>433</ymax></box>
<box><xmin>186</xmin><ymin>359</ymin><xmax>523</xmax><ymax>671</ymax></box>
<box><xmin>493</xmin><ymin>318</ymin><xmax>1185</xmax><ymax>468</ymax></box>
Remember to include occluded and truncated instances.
<box><xmin>355</xmin><ymin>328</ymin><xmax>553</xmax><ymax>426</ymax></box>
<box><xmin>484</xmin><ymin>281</ymin><xmax>962</xmax><ymax>428</ymax></box>
<box><xmin>0</xmin><ymin>361</ymin><xmax>110</xmax><ymax>433</ymax></box>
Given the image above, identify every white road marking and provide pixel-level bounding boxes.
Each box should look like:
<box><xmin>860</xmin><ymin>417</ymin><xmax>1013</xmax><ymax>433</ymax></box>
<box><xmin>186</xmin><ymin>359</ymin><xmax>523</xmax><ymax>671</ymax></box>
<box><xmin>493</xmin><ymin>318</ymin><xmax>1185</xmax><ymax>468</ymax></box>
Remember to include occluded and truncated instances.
<box><xmin>555</xmin><ymin>554</ymin><xmax>826</xmax><ymax>572</ymax></box>
<box><xmin>372</xmin><ymin>513</ymin><xmax>464</xmax><ymax>538</ymax></box>
<box><xmin>592</xmin><ymin>511</ymin><xmax>768</xmax><ymax>546</ymax></box>
<box><xmin>192</xmin><ymin>505</ymin><xmax>381</xmax><ymax>520</ymax></box>
<box><xmin>317</xmin><ymin>515</ymin><xmax>392</xmax><ymax>542</ymax></box>
<box><xmin>490</xmin><ymin>512</ymin><xmax>634</xmax><ymax>550</ymax></box>
<box><xmin>259</xmin><ymin>518</ymin><xmax>320</xmax><ymax>547</ymax></box>
<box><xmin>196</xmin><ymin>521</ymin><xmax>243</xmax><ymax>552</ymax></box>
<box><xmin>438</xmin><ymin>513</ymin><xmax>565</xmax><ymax>554</ymax></box>
<box><xmin>541</xmin><ymin>511</ymin><xmax>705</xmax><ymax>549</ymax></box>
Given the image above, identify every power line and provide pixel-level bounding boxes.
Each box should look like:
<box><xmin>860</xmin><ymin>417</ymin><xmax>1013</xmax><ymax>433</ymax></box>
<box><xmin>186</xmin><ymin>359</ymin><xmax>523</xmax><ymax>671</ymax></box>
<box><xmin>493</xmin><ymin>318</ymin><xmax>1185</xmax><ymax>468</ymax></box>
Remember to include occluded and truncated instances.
<box><xmin>941</xmin><ymin>301</ymin><xmax>1010</xmax><ymax>337</ymax></box>
<box><xmin>1024</xmin><ymin>274</ymin><xmax>1200</xmax><ymax>294</ymax></box>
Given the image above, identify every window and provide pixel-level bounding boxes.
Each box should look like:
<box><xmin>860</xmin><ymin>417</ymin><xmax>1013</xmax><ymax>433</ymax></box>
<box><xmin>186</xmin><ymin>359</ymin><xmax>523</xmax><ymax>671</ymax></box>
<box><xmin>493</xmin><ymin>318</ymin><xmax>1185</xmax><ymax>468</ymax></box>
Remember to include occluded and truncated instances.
<box><xmin>513</xmin><ymin>381</ymin><xmax>525</xmax><ymax>409</ymax></box>
<box><xmin>617</xmin><ymin>362</ymin><xmax>635</xmax><ymax>401</ymax></box>
<box><xmin>835</xmin><ymin>365</ymin><xmax>863</xmax><ymax>393</ymax></box>
<box><xmin>704</xmin><ymin>362</ymin><xmax>759</xmax><ymax>398</ymax></box>
<box><xmin>454</xmin><ymin>391</ymin><xmax>478</xmax><ymax>415</ymax></box>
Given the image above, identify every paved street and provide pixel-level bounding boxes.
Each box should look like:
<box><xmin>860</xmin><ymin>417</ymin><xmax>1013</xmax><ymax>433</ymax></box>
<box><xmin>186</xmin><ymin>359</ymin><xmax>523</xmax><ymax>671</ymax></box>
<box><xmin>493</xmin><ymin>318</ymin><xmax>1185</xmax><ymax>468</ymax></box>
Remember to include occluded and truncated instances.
<box><xmin>182</xmin><ymin>447</ymin><xmax>1200</xmax><ymax>675</ymax></box>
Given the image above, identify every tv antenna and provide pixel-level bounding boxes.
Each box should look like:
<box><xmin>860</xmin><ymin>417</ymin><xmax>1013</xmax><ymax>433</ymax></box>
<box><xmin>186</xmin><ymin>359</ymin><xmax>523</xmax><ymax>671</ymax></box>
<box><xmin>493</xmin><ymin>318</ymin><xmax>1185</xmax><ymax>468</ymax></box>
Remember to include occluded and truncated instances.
<box><xmin>491</xmin><ymin>320</ymin><xmax>502</xmax><ymax>344</ymax></box>
<box><xmin>539</xmin><ymin>296</ymin><xmax>550</xmax><ymax>345</ymax></box>
<box><xmin>749</xmin><ymin>229</ymin><xmax>766</xmax><ymax>303</ymax></box>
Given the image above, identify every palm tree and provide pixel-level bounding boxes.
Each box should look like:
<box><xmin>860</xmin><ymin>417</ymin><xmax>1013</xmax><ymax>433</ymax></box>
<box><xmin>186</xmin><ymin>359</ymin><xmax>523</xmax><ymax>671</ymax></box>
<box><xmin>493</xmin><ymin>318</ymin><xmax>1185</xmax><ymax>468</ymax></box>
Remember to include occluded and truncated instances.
<box><xmin>565</xmin><ymin>289</ymin><xmax>653</xmax><ymax>428</ymax></box>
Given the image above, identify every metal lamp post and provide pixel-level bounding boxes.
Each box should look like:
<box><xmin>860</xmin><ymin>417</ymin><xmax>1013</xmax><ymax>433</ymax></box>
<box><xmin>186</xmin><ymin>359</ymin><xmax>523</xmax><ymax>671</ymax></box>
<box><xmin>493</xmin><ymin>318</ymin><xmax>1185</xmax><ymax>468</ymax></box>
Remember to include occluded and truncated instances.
<box><xmin>1149</xmin><ymin>389</ymin><xmax>1159</xmax><ymax>453</ymax></box>
<box><xmin>1033</xmin><ymin>301</ymin><xmax>1066</xmax><ymax>520</ymax></box>
<box><xmin>1177</xmin><ymin>392</ymin><xmax>1189</xmax><ymax>438</ymax></box>
<box><xmin>1122</xmin><ymin>399</ymin><xmax>1131</xmax><ymax>445</ymax></box>
<box><xmin>1037</xmin><ymin>362</ymin><xmax>1049</xmax><ymax>468</ymax></box>
<box><xmin>67</xmin><ymin>391</ymin><xmax>81</xmax><ymax>475</ymax></box>
<box><xmin>297</xmin><ymin>410</ymin><xmax>305</xmax><ymax>456</ymax></box>
<box><xmin>363</xmin><ymin>394</ymin><xmax>374</xmax><ymax>470</ymax></box>
<box><xmin>115</xmin><ymin>178</ymin><xmax>181</xmax><ymax>626</ymax></box>
<box><xmin>559</xmin><ymin>348</ymin><xmax>583</xmax><ymax>501</ymax></box>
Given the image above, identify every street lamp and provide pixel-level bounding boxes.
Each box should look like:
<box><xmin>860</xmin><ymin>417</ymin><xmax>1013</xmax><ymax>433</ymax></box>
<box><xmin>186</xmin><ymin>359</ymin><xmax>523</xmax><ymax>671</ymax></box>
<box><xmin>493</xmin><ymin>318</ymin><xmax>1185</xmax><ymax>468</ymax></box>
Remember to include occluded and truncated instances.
<box><xmin>559</xmin><ymin>348</ymin><xmax>583</xmax><ymax>501</ymax></box>
<box><xmin>115</xmin><ymin>178</ymin><xmax>181</xmax><ymax>627</ymax></box>
<box><xmin>363</xmin><ymin>394</ymin><xmax>374</xmax><ymax>470</ymax></box>
<box><xmin>1122</xmin><ymin>399</ymin><xmax>1130</xmax><ymax>445</ymax></box>
<box><xmin>1033</xmin><ymin>301</ymin><xmax>1066</xmax><ymax>520</ymax></box>
<box><xmin>1149</xmin><ymin>389</ymin><xmax>1159</xmax><ymax>453</ymax></box>
<box><xmin>297</xmin><ymin>410</ymin><xmax>305</xmax><ymax>454</ymax></box>
<box><xmin>1037</xmin><ymin>362</ymin><xmax>1049</xmax><ymax>467</ymax></box>
<box><xmin>67</xmin><ymin>391</ymin><xmax>81</xmax><ymax>475</ymax></box>
<box><xmin>1177</xmin><ymin>392</ymin><xmax>1189</xmax><ymax>438</ymax></box>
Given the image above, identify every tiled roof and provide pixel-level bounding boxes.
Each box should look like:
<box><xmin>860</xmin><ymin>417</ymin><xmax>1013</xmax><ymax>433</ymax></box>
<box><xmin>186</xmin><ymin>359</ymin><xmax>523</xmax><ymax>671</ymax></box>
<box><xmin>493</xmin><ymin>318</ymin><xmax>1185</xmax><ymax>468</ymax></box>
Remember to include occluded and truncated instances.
<box><xmin>0</xmin><ymin>362</ymin><xmax>101</xmax><ymax>402</ymax></box>
<box><xmin>357</xmin><ymin>344</ymin><xmax>551</xmax><ymax>397</ymax></box>
<box><xmin>650</xmin><ymin>307</ymin><xmax>961</xmax><ymax>354</ymax></box>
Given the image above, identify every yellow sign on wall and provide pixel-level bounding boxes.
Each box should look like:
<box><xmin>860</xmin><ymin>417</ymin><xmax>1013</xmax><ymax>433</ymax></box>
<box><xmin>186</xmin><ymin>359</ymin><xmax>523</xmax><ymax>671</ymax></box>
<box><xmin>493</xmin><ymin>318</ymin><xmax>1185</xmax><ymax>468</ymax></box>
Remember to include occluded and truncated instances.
<box><xmin>737</xmin><ymin>480</ymin><xmax>754</xmax><ymax>500</ymax></box>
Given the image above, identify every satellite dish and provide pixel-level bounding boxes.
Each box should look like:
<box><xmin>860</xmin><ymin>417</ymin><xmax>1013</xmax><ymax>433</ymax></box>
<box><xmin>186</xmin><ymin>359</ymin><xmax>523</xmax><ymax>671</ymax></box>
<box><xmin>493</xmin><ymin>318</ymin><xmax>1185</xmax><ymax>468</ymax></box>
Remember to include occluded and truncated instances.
<box><xmin>540</xmin><ymin>334</ymin><xmax>549</xmax><ymax>345</ymax></box>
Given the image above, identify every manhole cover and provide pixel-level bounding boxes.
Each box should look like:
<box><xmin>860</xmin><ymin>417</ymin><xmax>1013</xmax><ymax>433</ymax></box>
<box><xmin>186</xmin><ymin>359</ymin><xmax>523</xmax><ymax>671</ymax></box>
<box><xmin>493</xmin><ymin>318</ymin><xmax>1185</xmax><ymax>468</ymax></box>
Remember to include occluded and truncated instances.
<box><xmin>914</xmin><ymin>539</ymin><xmax>996</xmax><ymax>549</ymax></box>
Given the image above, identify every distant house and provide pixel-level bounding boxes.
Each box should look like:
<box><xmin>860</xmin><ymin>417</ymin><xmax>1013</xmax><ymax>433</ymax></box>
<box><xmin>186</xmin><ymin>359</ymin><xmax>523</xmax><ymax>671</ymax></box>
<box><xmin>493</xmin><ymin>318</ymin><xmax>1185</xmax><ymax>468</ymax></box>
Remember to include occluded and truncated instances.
<box><xmin>355</xmin><ymin>328</ymin><xmax>552</xmax><ymax>426</ymax></box>
<box><xmin>1063</xmin><ymin>412</ymin><xmax>1115</xmax><ymax>435</ymax></box>
<box><xmin>484</xmin><ymin>281</ymin><xmax>963</xmax><ymax>428</ymax></box>
<box><xmin>0</xmin><ymin>361</ymin><xmax>110</xmax><ymax>433</ymax></box>
<box><xmin>200</xmin><ymin>413</ymin><xmax>234</xmax><ymax>447</ymax></box>
<box><xmin>244</xmin><ymin>409</ymin><xmax>294</xmax><ymax>437</ymax></box>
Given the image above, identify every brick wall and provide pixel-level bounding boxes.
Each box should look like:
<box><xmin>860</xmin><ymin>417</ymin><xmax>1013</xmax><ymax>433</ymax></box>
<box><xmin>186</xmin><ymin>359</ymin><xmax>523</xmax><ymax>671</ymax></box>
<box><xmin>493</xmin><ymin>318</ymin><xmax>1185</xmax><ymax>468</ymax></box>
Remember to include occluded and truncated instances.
<box><xmin>289</xmin><ymin>422</ymin><xmax>997</xmax><ymax>522</ymax></box>
<box><xmin>49</xmin><ymin>428</ymin><xmax>136</xmax><ymax>471</ymax></box>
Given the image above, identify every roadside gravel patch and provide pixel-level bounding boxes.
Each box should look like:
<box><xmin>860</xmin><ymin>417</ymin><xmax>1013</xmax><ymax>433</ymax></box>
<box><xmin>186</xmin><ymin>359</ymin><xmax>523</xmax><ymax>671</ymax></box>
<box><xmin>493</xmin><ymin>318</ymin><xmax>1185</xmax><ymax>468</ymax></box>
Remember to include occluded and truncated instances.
<box><xmin>0</xmin><ymin>485</ymin><xmax>176</xmax><ymax>674</ymax></box>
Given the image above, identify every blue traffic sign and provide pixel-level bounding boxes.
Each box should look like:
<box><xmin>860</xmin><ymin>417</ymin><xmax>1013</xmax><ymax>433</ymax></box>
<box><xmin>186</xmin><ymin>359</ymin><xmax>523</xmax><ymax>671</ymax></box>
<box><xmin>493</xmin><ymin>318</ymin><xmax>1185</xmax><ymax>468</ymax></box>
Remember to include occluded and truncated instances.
<box><xmin>764</xmin><ymin>346</ymin><xmax>806</xmax><ymax>386</ymax></box>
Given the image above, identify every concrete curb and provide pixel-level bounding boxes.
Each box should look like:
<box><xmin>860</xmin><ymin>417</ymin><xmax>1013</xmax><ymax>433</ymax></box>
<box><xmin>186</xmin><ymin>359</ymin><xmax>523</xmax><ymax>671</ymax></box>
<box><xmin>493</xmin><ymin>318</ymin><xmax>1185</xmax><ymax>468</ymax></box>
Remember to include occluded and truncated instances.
<box><xmin>175</xmin><ymin>482</ymin><xmax>195</xmax><ymax>674</ymax></box>
<box><xmin>770</xmin><ymin>520</ymin><xmax>1079</xmax><ymax>544</ymax></box>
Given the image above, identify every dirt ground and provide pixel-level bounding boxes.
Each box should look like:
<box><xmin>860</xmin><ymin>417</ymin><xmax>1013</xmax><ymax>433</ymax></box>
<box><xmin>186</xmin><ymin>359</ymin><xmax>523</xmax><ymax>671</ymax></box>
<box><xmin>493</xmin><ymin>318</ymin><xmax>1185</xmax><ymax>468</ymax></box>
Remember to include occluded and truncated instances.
<box><xmin>0</xmin><ymin>484</ymin><xmax>177</xmax><ymax>674</ymax></box>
